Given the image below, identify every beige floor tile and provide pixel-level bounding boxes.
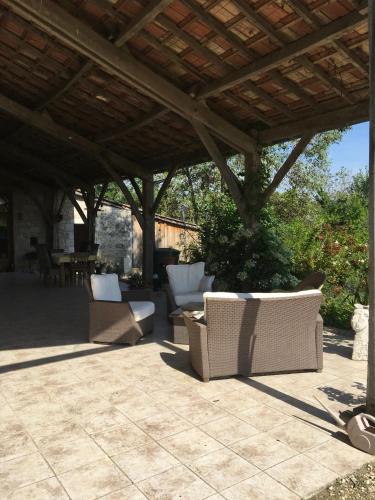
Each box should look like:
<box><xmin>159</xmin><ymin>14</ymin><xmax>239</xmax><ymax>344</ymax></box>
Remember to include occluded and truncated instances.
<box><xmin>199</xmin><ymin>415</ymin><xmax>259</xmax><ymax>445</ymax></box>
<box><xmin>189</xmin><ymin>447</ymin><xmax>259</xmax><ymax>491</ymax></box>
<box><xmin>305</xmin><ymin>436</ymin><xmax>374</xmax><ymax>475</ymax></box>
<box><xmin>221</xmin><ymin>472</ymin><xmax>299</xmax><ymax>500</ymax></box>
<box><xmin>267</xmin><ymin>419</ymin><xmax>332</xmax><ymax>452</ymax></box>
<box><xmin>175</xmin><ymin>400</ymin><xmax>228</xmax><ymax>425</ymax></box>
<box><xmin>65</xmin><ymin>395</ymin><xmax>111</xmax><ymax>417</ymax></box>
<box><xmin>42</xmin><ymin>436</ymin><xmax>106</xmax><ymax>474</ymax></box>
<box><xmin>137</xmin><ymin>464</ymin><xmax>215</xmax><ymax>499</ymax></box>
<box><xmin>17</xmin><ymin>401</ymin><xmax>71</xmax><ymax>432</ymax></box>
<box><xmin>159</xmin><ymin>427</ymin><xmax>223</xmax><ymax>462</ymax></box>
<box><xmin>0</xmin><ymin>431</ymin><xmax>37</xmax><ymax>463</ymax></box>
<box><xmin>209</xmin><ymin>388</ymin><xmax>260</xmax><ymax>413</ymax></box>
<box><xmin>31</xmin><ymin>420</ymin><xmax>87</xmax><ymax>448</ymax></box>
<box><xmin>136</xmin><ymin>411</ymin><xmax>193</xmax><ymax>440</ymax></box>
<box><xmin>267</xmin><ymin>454</ymin><xmax>337</xmax><ymax>497</ymax></box>
<box><xmin>93</xmin><ymin>423</ymin><xmax>152</xmax><ymax>456</ymax></box>
<box><xmin>99</xmin><ymin>485</ymin><xmax>147</xmax><ymax>499</ymax></box>
<box><xmin>8</xmin><ymin>477</ymin><xmax>69</xmax><ymax>499</ymax></box>
<box><xmin>114</xmin><ymin>393</ymin><xmax>167</xmax><ymax>421</ymax></box>
<box><xmin>113</xmin><ymin>442</ymin><xmax>179</xmax><ymax>483</ymax></box>
<box><xmin>77</xmin><ymin>407</ymin><xmax>130</xmax><ymax>434</ymax></box>
<box><xmin>58</xmin><ymin>457</ymin><xmax>131</xmax><ymax>500</ymax></box>
<box><xmin>0</xmin><ymin>452</ymin><xmax>53</xmax><ymax>496</ymax></box>
<box><xmin>230</xmin><ymin>433</ymin><xmax>297</xmax><ymax>470</ymax></box>
<box><xmin>239</xmin><ymin>404</ymin><xmax>293</xmax><ymax>432</ymax></box>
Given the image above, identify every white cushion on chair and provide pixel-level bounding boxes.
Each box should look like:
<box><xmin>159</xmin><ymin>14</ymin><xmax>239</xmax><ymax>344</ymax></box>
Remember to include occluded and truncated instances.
<box><xmin>199</xmin><ymin>275</ymin><xmax>215</xmax><ymax>292</ymax></box>
<box><xmin>174</xmin><ymin>292</ymin><xmax>204</xmax><ymax>307</ymax></box>
<box><xmin>166</xmin><ymin>262</ymin><xmax>205</xmax><ymax>295</ymax></box>
<box><xmin>91</xmin><ymin>274</ymin><xmax>122</xmax><ymax>302</ymax></box>
<box><xmin>129</xmin><ymin>301</ymin><xmax>155</xmax><ymax>322</ymax></box>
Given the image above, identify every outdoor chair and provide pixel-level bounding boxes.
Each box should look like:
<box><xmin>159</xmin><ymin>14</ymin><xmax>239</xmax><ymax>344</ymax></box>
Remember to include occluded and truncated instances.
<box><xmin>86</xmin><ymin>273</ymin><xmax>155</xmax><ymax>345</ymax></box>
<box><xmin>184</xmin><ymin>290</ymin><xmax>323</xmax><ymax>382</ymax></box>
<box><xmin>35</xmin><ymin>244</ymin><xmax>60</xmax><ymax>286</ymax></box>
<box><xmin>70</xmin><ymin>253</ymin><xmax>91</xmax><ymax>286</ymax></box>
<box><xmin>165</xmin><ymin>262</ymin><xmax>214</xmax><ymax>311</ymax></box>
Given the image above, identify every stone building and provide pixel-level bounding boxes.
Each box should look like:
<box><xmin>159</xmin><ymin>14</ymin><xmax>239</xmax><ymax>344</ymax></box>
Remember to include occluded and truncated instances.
<box><xmin>1</xmin><ymin>188</ymin><xmax>198</xmax><ymax>273</ymax></box>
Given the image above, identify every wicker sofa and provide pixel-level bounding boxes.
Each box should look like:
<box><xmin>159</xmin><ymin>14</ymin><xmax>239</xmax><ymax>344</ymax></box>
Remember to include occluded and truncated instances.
<box><xmin>183</xmin><ymin>290</ymin><xmax>323</xmax><ymax>382</ymax></box>
<box><xmin>86</xmin><ymin>274</ymin><xmax>155</xmax><ymax>345</ymax></box>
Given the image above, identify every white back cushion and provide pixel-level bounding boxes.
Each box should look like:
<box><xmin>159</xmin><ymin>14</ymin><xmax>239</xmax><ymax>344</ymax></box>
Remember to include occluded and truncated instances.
<box><xmin>203</xmin><ymin>290</ymin><xmax>321</xmax><ymax>318</ymax></box>
<box><xmin>166</xmin><ymin>262</ymin><xmax>205</xmax><ymax>295</ymax></box>
<box><xmin>91</xmin><ymin>274</ymin><xmax>122</xmax><ymax>302</ymax></box>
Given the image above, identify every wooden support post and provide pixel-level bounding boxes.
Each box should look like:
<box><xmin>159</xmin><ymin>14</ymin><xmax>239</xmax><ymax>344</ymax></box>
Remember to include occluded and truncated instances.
<box><xmin>152</xmin><ymin>167</ymin><xmax>177</xmax><ymax>214</ymax></box>
<box><xmin>85</xmin><ymin>187</ymin><xmax>96</xmax><ymax>250</ymax></box>
<box><xmin>142</xmin><ymin>177</ymin><xmax>155</xmax><ymax>288</ymax></box>
<box><xmin>367</xmin><ymin>1</ymin><xmax>375</xmax><ymax>414</ymax></box>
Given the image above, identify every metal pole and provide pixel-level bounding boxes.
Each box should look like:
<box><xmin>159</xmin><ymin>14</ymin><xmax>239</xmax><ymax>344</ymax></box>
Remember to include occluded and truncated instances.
<box><xmin>367</xmin><ymin>1</ymin><xmax>375</xmax><ymax>414</ymax></box>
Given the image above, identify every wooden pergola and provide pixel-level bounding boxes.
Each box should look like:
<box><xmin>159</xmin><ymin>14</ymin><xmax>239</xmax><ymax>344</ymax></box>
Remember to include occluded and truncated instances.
<box><xmin>0</xmin><ymin>1</ymin><xmax>374</xmax><ymax>406</ymax></box>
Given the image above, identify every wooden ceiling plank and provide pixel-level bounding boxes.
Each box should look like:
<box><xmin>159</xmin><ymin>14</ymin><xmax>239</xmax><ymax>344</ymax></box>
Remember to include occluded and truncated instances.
<box><xmin>2</xmin><ymin>0</ymin><xmax>256</xmax><ymax>154</ymax></box>
<box><xmin>199</xmin><ymin>9</ymin><xmax>367</xmax><ymax>98</ymax></box>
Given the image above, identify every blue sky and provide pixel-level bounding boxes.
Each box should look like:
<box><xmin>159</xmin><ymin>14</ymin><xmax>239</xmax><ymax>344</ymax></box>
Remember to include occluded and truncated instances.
<box><xmin>328</xmin><ymin>121</ymin><xmax>369</xmax><ymax>175</ymax></box>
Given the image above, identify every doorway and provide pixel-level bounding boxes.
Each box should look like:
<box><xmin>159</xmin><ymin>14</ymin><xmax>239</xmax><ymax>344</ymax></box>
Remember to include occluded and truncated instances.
<box><xmin>0</xmin><ymin>193</ymin><xmax>13</xmax><ymax>271</ymax></box>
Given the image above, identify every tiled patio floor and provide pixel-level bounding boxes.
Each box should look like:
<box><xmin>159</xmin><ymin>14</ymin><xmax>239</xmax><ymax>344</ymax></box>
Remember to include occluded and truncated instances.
<box><xmin>0</xmin><ymin>273</ymin><xmax>371</xmax><ymax>499</ymax></box>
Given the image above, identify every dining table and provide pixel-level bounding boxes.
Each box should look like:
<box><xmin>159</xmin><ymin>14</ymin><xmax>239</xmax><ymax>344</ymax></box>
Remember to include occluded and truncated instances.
<box><xmin>51</xmin><ymin>252</ymin><xmax>98</xmax><ymax>287</ymax></box>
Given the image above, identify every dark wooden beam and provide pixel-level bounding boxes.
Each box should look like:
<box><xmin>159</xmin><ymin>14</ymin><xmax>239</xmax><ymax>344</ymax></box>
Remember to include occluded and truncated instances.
<box><xmin>142</xmin><ymin>177</ymin><xmax>155</xmax><ymax>287</ymax></box>
<box><xmin>100</xmin><ymin>156</ymin><xmax>144</xmax><ymax>229</ymax></box>
<box><xmin>94</xmin><ymin>181</ymin><xmax>108</xmax><ymax>216</ymax></box>
<box><xmin>4</xmin><ymin>0</ymin><xmax>256</xmax><ymax>155</ymax></box>
<box><xmin>191</xmin><ymin>119</ymin><xmax>248</xmax><ymax>222</ymax></box>
<box><xmin>269</xmin><ymin>70</ymin><xmax>319</xmax><ymax>109</ymax></box>
<box><xmin>129</xmin><ymin>177</ymin><xmax>143</xmax><ymax>206</ymax></box>
<box><xmin>258</xmin><ymin>100</ymin><xmax>368</xmax><ymax>145</ymax></box>
<box><xmin>152</xmin><ymin>166</ymin><xmax>177</xmax><ymax>213</ymax></box>
<box><xmin>63</xmin><ymin>187</ymin><xmax>87</xmax><ymax>224</ymax></box>
<box><xmin>0</xmin><ymin>93</ymin><xmax>149</xmax><ymax>178</ymax></box>
<box><xmin>199</xmin><ymin>9</ymin><xmax>367</xmax><ymax>98</ymax></box>
<box><xmin>262</xmin><ymin>134</ymin><xmax>314</xmax><ymax>200</ymax></box>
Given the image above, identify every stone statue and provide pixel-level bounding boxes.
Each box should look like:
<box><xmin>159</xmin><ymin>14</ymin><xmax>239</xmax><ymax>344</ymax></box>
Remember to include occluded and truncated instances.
<box><xmin>351</xmin><ymin>304</ymin><xmax>369</xmax><ymax>361</ymax></box>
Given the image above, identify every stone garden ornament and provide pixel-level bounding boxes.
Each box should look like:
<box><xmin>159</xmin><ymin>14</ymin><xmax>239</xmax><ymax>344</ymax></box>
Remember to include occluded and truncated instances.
<box><xmin>351</xmin><ymin>303</ymin><xmax>369</xmax><ymax>361</ymax></box>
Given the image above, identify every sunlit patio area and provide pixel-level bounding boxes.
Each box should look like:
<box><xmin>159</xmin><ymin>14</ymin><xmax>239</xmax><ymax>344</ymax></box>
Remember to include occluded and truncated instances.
<box><xmin>0</xmin><ymin>273</ymin><xmax>372</xmax><ymax>500</ymax></box>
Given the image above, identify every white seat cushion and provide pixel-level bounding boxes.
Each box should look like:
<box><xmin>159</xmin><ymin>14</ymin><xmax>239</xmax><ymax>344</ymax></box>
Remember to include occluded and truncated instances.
<box><xmin>91</xmin><ymin>274</ymin><xmax>121</xmax><ymax>302</ymax></box>
<box><xmin>174</xmin><ymin>292</ymin><xmax>204</xmax><ymax>307</ymax></box>
<box><xmin>166</xmin><ymin>262</ymin><xmax>205</xmax><ymax>296</ymax></box>
<box><xmin>129</xmin><ymin>301</ymin><xmax>155</xmax><ymax>322</ymax></box>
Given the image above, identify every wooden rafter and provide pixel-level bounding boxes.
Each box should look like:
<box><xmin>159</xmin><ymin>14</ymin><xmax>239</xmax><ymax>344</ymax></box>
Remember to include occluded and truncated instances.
<box><xmin>152</xmin><ymin>166</ymin><xmax>177</xmax><ymax>213</ymax></box>
<box><xmin>297</xmin><ymin>55</ymin><xmax>355</xmax><ymax>104</ymax></box>
<box><xmin>3</xmin><ymin>0</ymin><xmax>256</xmax><ymax>155</ymax></box>
<box><xmin>117</xmin><ymin>0</ymin><xmax>174</xmax><ymax>45</ymax></box>
<box><xmin>199</xmin><ymin>9</ymin><xmax>367</xmax><ymax>98</ymax></box>
<box><xmin>0</xmin><ymin>93</ymin><xmax>149</xmax><ymax>178</ymax></box>
<box><xmin>100</xmin><ymin>156</ymin><xmax>144</xmax><ymax>229</ymax></box>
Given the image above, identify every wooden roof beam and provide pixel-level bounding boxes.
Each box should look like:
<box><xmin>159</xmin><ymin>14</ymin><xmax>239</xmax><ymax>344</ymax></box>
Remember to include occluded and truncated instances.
<box><xmin>116</xmin><ymin>0</ymin><xmax>174</xmax><ymax>45</ymax></box>
<box><xmin>0</xmin><ymin>93</ymin><xmax>150</xmax><ymax>179</ymax></box>
<box><xmin>297</xmin><ymin>55</ymin><xmax>355</xmax><ymax>104</ymax></box>
<box><xmin>258</xmin><ymin>100</ymin><xmax>369</xmax><ymax>145</ymax></box>
<box><xmin>288</xmin><ymin>0</ymin><xmax>368</xmax><ymax>77</ymax></box>
<box><xmin>199</xmin><ymin>9</ymin><xmax>367</xmax><ymax>98</ymax></box>
<box><xmin>3</xmin><ymin>0</ymin><xmax>256</xmax><ymax>155</ymax></box>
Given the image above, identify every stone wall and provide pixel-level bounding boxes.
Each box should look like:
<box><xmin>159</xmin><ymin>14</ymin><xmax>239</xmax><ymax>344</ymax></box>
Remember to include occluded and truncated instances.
<box><xmin>54</xmin><ymin>192</ymin><xmax>74</xmax><ymax>253</ymax></box>
<box><xmin>93</xmin><ymin>202</ymin><xmax>133</xmax><ymax>273</ymax></box>
<box><xmin>13</xmin><ymin>190</ymin><xmax>47</xmax><ymax>270</ymax></box>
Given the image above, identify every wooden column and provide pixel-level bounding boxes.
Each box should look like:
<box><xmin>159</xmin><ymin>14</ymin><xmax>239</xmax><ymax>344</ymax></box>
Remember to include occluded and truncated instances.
<box><xmin>367</xmin><ymin>1</ymin><xmax>375</xmax><ymax>414</ymax></box>
<box><xmin>85</xmin><ymin>187</ymin><xmax>96</xmax><ymax>251</ymax></box>
<box><xmin>142</xmin><ymin>177</ymin><xmax>155</xmax><ymax>287</ymax></box>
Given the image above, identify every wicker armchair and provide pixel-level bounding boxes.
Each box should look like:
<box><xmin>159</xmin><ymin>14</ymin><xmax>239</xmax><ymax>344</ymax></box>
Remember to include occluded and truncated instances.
<box><xmin>184</xmin><ymin>290</ymin><xmax>323</xmax><ymax>382</ymax></box>
<box><xmin>85</xmin><ymin>274</ymin><xmax>154</xmax><ymax>345</ymax></box>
